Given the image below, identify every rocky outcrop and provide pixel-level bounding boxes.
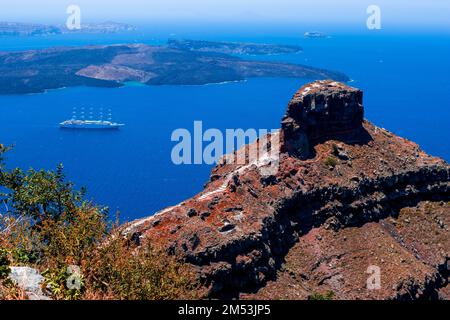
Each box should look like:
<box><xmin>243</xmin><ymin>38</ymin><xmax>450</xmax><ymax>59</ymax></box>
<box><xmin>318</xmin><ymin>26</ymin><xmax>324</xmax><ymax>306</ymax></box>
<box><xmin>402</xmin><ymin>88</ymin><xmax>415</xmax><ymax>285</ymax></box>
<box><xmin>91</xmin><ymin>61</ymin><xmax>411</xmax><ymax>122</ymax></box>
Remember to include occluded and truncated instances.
<box><xmin>126</xmin><ymin>81</ymin><xmax>450</xmax><ymax>299</ymax></box>
<box><xmin>281</xmin><ymin>81</ymin><xmax>365</xmax><ymax>158</ymax></box>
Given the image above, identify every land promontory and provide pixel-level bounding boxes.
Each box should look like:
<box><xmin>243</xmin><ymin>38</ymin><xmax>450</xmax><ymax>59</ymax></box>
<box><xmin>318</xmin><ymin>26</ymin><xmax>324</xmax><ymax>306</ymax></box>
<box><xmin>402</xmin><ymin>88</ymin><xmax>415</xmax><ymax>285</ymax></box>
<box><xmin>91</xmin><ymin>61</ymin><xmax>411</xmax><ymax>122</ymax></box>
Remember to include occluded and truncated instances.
<box><xmin>124</xmin><ymin>81</ymin><xmax>450</xmax><ymax>299</ymax></box>
<box><xmin>0</xmin><ymin>43</ymin><xmax>349</xmax><ymax>94</ymax></box>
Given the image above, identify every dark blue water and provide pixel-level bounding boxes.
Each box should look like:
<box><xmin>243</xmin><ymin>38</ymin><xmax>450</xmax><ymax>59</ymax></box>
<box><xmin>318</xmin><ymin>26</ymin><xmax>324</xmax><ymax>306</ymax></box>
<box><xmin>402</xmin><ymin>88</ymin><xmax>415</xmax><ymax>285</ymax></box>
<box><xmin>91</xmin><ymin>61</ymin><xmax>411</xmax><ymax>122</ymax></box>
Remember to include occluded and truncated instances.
<box><xmin>1</xmin><ymin>31</ymin><xmax>449</xmax><ymax>221</ymax></box>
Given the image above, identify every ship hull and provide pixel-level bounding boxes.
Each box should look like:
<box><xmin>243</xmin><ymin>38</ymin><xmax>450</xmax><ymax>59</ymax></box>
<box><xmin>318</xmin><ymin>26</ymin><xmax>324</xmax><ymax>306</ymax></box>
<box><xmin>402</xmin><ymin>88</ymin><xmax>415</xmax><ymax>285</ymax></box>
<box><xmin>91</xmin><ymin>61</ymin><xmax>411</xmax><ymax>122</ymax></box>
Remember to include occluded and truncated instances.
<box><xmin>59</xmin><ymin>120</ymin><xmax>124</xmax><ymax>130</ymax></box>
<box><xmin>60</xmin><ymin>124</ymin><xmax>122</xmax><ymax>129</ymax></box>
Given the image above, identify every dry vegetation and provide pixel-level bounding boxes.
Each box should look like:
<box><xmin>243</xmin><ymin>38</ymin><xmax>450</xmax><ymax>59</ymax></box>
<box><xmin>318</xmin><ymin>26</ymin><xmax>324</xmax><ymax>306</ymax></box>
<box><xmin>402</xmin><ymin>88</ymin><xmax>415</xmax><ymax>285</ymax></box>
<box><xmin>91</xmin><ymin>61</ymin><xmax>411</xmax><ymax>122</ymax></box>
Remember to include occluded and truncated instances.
<box><xmin>0</xmin><ymin>144</ymin><xmax>200</xmax><ymax>300</ymax></box>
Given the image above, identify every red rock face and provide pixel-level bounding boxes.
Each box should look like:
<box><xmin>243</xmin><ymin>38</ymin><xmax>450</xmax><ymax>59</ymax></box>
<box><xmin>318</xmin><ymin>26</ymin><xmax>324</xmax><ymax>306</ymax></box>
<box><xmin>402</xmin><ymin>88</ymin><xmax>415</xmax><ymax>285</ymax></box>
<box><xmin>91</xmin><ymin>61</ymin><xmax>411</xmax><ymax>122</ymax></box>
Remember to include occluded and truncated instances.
<box><xmin>125</xmin><ymin>81</ymin><xmax>450</xmax><ymax>299</ymax></box>
<box><xmin>243</xmin><ymin>201</ymin><xmax>450</xmax><ymax>300</ymax></box>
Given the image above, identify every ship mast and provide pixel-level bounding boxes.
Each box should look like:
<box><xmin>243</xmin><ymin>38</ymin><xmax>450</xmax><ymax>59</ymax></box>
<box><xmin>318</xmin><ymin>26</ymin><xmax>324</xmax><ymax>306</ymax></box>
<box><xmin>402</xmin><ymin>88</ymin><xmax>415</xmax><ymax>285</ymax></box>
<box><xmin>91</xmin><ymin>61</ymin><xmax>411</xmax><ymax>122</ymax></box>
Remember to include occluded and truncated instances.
<box><xmin>72</xmin><ymin>107</ymin><xmax>77</xmax><ymax>120</ymax></box>
<box><xmin>89</xmin><ymin>107</ymin><xmax>94</xmax><ymax>120</ymax></box>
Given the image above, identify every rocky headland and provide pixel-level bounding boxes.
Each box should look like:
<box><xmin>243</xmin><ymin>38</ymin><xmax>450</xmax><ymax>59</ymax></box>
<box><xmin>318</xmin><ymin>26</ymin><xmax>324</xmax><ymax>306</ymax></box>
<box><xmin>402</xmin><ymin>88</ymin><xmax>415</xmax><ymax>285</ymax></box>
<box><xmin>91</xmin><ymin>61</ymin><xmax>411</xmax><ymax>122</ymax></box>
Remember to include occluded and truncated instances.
<box><xmin>124</xmin><ymin>80</ymin><xmax>450</xmax><ymax>300</ymax></box>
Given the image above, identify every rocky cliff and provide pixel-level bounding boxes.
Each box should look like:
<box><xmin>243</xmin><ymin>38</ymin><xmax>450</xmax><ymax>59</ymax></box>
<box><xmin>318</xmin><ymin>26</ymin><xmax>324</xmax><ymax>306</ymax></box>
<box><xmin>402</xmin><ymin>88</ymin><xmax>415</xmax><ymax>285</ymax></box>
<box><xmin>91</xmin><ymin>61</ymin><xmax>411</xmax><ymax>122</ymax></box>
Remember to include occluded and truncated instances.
<box><xmin>125</xmin><ymin>80</ymin><xmax>450</xmax><ymax>299</ymax></box>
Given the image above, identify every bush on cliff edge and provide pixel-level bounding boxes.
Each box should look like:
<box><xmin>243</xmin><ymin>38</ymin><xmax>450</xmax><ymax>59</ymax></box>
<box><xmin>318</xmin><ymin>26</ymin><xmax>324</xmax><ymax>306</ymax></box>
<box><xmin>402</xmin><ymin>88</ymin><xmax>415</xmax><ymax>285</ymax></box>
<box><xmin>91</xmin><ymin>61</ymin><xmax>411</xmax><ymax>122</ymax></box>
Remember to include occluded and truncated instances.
<box><xmin>0</xmin><ymin>145</ymin><xmax>199</xmax><ymax>300</ymax></box>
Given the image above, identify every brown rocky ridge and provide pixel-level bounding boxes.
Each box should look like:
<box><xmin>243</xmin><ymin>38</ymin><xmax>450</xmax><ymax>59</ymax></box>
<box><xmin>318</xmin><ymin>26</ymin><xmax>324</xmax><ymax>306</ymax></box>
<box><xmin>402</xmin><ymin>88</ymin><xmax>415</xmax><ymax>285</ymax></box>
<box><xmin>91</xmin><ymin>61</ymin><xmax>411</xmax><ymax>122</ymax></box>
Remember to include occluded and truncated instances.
<box><xmin>124</xmin><ymin>80</ymin><xmax>450</xmax><ymax>300</ymax></box>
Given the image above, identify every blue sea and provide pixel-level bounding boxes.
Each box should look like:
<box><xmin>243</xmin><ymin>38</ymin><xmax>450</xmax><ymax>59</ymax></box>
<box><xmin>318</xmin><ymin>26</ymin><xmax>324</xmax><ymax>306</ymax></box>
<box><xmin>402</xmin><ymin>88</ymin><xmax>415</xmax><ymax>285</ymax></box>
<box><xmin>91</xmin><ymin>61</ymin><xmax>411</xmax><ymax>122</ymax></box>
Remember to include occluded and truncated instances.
<box><xmin>0</xmin><ymin>27</ymin><xmax>449</xmax><ymax>221</ymax></box>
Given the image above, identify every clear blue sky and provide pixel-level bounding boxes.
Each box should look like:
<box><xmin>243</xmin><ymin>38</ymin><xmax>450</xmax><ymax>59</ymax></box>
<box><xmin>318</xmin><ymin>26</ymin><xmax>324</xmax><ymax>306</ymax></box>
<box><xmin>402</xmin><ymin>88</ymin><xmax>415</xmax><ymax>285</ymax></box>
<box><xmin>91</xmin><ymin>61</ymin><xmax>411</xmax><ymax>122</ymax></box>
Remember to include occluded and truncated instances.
<box><xmin>1</xmin><ymin>0</ymin><xmax>449</xmax><ymax>30</ymax></box>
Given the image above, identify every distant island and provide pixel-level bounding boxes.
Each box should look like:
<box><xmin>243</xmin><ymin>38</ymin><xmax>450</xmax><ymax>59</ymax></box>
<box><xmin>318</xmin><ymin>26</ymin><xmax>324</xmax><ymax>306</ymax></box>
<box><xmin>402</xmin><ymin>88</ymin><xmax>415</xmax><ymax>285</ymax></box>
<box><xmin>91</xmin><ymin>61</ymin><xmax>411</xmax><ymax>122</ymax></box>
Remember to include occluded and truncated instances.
<box><xmin>0</xmin><ymin>21</ymin><xmax>136</xmax><ymax>36</ymax></box>
<box><xmin>304</xmin><ymin>31</ymin><xmax>329</xmax><ymax>38</ymax></box>
<box><xmin>167</xmin><ymin>39</ymin><xmax>303</xmax><ymax>55</ymax></box>
<box><xmin>0</xmin><ymin>41</ymin><xmax>349</xmax><ymax>94</ymax></box>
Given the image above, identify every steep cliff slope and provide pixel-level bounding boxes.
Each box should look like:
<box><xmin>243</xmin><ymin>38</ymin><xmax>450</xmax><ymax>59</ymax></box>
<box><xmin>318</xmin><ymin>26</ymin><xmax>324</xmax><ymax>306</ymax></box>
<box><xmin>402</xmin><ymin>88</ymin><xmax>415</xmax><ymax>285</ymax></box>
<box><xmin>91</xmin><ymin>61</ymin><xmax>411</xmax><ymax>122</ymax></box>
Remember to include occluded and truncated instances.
<box><xmin>126</xmin><ymin>80</ymin><xmax>449</xmax><ymax>299</ymax></box>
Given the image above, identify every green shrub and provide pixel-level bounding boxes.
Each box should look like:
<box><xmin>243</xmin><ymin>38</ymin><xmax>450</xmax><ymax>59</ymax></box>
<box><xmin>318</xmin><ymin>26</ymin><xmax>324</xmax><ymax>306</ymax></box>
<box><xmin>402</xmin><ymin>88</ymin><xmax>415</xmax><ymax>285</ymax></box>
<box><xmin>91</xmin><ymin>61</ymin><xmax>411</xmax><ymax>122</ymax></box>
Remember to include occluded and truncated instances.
<box><xmin>310</xmin><ymin>290</ymin><xmax>335</xmax><ymax>300</ymax></box>
<box><xmin>12</xmin><ymin>248</ymin><xmax>39</xmax><ymax>264</ymax></box>
<box><xmin>331</xmin><ymin>143</ymin><xmax>339</xmax><ymax>156</ymax></box>
<box><xmin>43</xmin><ymin>266</ymin><xmax>85</xmax><ymax>300</ymax></box>
<box><xmin>0</xmin><ymin>248</ymin><xmax>11</xmax><ymax>279</ymax></box>
<box><xmin>83</xmin><ymin>237</ymin><xmax>199</xmax><ymax>300</ymax></box>
<box><xmin>324</xmin><ymin>156</ymin><xmax>338</xmax><ymax>168</ymax></box>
